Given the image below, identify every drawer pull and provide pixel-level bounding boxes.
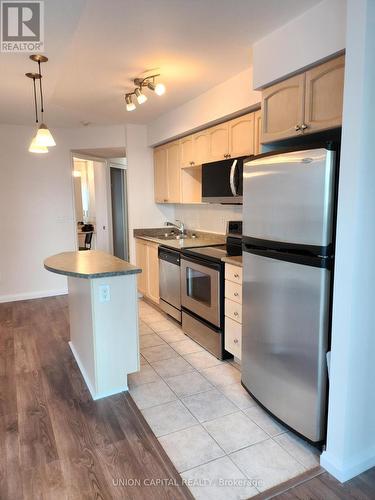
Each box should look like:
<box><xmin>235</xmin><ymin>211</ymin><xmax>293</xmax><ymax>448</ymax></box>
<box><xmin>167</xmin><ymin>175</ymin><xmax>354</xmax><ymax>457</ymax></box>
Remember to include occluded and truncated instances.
<box><xmin>234</xmin><ymin>312</ymin><xmax>239</xmax><ymax>317</ymax></box>
<box><xmin>234</xmin><ymin>273</ymin><xmax>239</xmax><ymax>278</ymax></box>
<box><xmin>234</xmin><ymin>292</ymin><xmax>239</xmax><ymax>297</ymax></box>
<box><xmin>233</xmin><ymin>338</ymin><xmax>239</xmax><ymax>344</ymax></box>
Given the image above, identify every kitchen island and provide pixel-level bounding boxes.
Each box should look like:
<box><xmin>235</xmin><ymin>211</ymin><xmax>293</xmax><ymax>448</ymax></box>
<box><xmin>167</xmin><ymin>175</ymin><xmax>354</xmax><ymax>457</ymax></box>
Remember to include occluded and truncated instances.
<box><xmin>44</xmin><ymin>250</ymin><xmax>141</xmax><ymax>400</ymax></box>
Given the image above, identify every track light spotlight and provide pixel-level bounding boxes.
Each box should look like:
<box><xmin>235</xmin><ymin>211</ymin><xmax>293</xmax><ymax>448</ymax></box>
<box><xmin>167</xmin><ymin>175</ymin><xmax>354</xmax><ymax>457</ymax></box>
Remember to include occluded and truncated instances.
<box><xmin>125</xmin><ymin>94</ymin><xmax>136</xmax><ymax>111</ymax></box>
<box><xmin>135</xmin><ymin>87</ymin><xmax>147</xmax><ymax>104</ymax></box>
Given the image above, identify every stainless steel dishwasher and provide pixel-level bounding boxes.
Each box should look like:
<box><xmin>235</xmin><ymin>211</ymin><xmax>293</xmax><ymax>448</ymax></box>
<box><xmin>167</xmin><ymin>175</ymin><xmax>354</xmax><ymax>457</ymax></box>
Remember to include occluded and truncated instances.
<box><xmin>158</xmin><ymin>246</ymin><xmax>181</xmax><ymax>322</ymax></box>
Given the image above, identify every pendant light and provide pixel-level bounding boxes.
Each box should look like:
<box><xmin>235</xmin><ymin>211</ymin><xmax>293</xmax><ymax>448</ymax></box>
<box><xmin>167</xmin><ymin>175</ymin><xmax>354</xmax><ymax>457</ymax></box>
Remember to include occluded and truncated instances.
<box><xmin>25</xmin><ymin>72</ymin><xmax>48</xmax><ymax>153</ymax></box>
<box><xmin>26</xmin><ymin>54</ymin><xmax>56</xmax><ymax>152</ymax></box>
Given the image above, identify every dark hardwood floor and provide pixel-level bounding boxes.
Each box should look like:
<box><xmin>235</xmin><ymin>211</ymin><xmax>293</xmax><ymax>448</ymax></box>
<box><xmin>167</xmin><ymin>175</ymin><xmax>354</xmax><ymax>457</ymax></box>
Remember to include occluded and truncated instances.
<box><xmin>262</xmin><ymin>466</ymin><xmax>375</xmax><ymax>500</ymax></box>
<box><xmin>1</xmin><ymin>295</ymin><xmax>375</xmax><ymax>500</ymax></box>
<box><xmin>0</xmin><ymin>296</ymin><xmax>193</xmax><ymax>499</ymax></box>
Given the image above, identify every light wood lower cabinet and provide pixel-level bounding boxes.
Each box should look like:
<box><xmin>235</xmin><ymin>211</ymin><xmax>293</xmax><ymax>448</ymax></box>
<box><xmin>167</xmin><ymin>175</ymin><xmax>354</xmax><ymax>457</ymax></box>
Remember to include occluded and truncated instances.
<box><xmin>225</xmin><ymin>317</ymin><xmax>242</xmax><ymax>359</ymax></box>
<box><xmin>135</xmin><ymin>239</ymin><xmax>159</xmax><ymax>304</ymax></box>
<box><xmin>224</xmin><ymin>263</ymin><xmax>243</xmax><ymax>359</ymax></box>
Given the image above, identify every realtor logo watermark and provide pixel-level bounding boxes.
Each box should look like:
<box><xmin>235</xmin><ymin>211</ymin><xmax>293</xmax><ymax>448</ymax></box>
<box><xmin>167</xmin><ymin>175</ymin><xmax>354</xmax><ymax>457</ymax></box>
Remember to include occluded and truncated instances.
<box><xmin>1</xmin><ymin>1</ymin><xmax>44</xmax><ymax>52</ymax></box>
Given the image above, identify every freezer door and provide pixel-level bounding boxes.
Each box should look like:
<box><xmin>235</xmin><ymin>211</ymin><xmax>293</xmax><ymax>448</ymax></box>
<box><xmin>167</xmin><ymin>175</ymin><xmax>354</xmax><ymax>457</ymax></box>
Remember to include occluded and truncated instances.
<box><xmin>243</xmin><ymin>148</ymin><xmax>336</xmax><ymax>248</ymax></box>
<box><xmin>241</xmin><ymin>251</ymin><xmax>330</xmax><ymax>442</ymax></box>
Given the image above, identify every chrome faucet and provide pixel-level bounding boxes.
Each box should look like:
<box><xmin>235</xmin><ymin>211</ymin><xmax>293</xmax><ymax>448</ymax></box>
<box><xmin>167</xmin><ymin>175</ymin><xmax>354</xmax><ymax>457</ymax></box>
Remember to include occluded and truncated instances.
<box><xmin>165</xmin><ymin>220</ymin><xmax>185</xmax><ymax>235</ymax></box>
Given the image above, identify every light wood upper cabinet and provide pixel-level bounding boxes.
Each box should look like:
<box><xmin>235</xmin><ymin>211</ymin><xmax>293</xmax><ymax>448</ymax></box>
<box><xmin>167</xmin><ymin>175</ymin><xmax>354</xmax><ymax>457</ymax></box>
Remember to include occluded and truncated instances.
<box><xmin>304</xmin><ymin>55</ymin><xmax>345</xmax><ymax>133</ymax></box>
<box><xmin>261</xmin><ymin>73</ymin><xmax>305</xmax><ymax>143</ymax></box>
<box><xmin>208</xmin><ymin>123</ymin><xmax>229</xmax><ymax>161</ymax></box>
<box><xmin>261</xmin><ymin>55</ymin><xmax>345</xmax><ymax>143</ymax></box>
<box><xmin>254</xmin><ymin>109</ymin><xmax>262</xmax><ymax>155</ymax></box>
<box><xmin>154</xmin><ymin>146</ymin><xmax>168</xmax><ymax>203</ymax></box>
<box><xmin>192</xmin><ymin>130</ymin><xmax>210</xmax><ymax>166</ymax></box>
<box><xmin>135</xmin><ymin>239</ymin><xmax>148</xmax><ymax>296</ymax></box>
<box><xmin>180</xmin><ymin>135</ymin><xmax>194</xmax><ymax>168</ymax></box>
<box><xmin>166</xmin><ymin>141</ymin><xmax>181</xmax><ymax>203</ymax></box>
<box><xmin>228</xmin><ymin>113</ymin><xmax>255</xmax><ymax>157</ymax></box>
<box><xmin>154</xmin><ymin>141</ymin><xmax>181</xmax><ymax>203</ymax></box>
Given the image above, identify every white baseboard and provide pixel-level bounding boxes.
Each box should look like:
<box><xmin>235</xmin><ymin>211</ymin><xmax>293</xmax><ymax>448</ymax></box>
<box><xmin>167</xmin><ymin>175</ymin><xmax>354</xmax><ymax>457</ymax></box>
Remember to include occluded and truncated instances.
<box><xmin>321</xmin><ymin>449</ymin><xmax>375</xmax><ymax>482</ymax></box>
<box><xmin>0</xmin><ymin>288</ymin><xmax>68</xmax><ymax>304</ymax></box>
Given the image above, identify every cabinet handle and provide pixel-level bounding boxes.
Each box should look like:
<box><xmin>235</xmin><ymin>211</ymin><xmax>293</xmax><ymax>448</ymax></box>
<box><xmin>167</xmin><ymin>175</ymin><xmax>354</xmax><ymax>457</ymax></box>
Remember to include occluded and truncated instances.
<box><xmin>234</xmin><ymin>292</ymin><xmax>239</xmax><ymax>297</ymax></box>
<box><xmin>164</xmin><ymin>199</ymin><xmax>168</xmax><ymax>202</ymax></box>
<box><xmin>234</xmin><ymin>273</ymin><xmax>239</xmax><ymax>278</ymax></box>
<box><xmin>234</xmin><ymin>312</ymin><xmax>239</xmax><ymax>317</ymax></box>
<box><xmin>191</xmin><ymin>161</ymin><xmax>195</xmax><ymax>165</ymax></box>
<box><xmin>294</xmin><ymin>124</ymin><xmax>301</xmax><ymax>131</ymax></box>
<box><xmin>301</xmin><ymin>123</ymin><xmax>308</xmax><ymax>130</ymax></box>
<box><xmin>234</xmin><ymin>339</ymin><xmax>239</xmax><ymax>344</ymax></box>
<box><xmin>227</xmin><ymin>154</ymin><xmax>231</xmax><ymax>158</ymax></box>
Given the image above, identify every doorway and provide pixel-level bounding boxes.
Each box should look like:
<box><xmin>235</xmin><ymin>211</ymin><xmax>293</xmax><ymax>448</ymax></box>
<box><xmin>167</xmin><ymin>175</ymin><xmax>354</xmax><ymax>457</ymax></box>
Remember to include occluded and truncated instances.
<box><xmin>71</xmin><ymin>150</ymin><xmax>129</xmax><ymax>260</ymax></box>
<box><xmin>110</xmin><ymin>166</ymin><xmax>129</xmax><ymax>260</ymax></box>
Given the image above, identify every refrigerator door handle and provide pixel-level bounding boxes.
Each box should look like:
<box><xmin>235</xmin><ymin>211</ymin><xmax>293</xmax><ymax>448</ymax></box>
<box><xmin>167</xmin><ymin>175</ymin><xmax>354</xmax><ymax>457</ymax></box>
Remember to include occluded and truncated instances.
<box><xmin>229</xmin><ymin>159</ymin><xmax>238</xmax><ymax>196</ymax></box>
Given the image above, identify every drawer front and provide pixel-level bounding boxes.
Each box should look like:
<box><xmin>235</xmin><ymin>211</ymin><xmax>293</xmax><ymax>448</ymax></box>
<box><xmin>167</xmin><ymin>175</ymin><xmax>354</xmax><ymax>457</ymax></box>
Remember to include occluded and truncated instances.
<box><xmin>225</xmin><ymin>317</ymin><xmax>242</xmax><ymax>359</ymax></box>
<box><xmin>225</xmin><ymin>280</ymin><xmax>242</xmax><ymax>304</ymax></box>
<box><xmin>225</xmin><ymin>264</ymin><xmax>243</xmax><ymax>284</ymax></box>
<box><xmin>225</xmin><ymin>298</ymin><xmax>242</xmax><ymax>324</ymax></box>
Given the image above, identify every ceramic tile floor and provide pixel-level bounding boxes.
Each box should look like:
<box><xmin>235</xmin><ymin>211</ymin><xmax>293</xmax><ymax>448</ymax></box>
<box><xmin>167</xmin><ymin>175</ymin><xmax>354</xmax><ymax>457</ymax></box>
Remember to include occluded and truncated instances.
<box><xmin>128</xmin><ymin>300</ymin><xmax>321</xmax><ymax>499</ymax></box>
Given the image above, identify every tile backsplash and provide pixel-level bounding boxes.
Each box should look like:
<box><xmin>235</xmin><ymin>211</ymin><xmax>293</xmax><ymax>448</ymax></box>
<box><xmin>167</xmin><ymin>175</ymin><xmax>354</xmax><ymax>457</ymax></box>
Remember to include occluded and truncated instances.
<box><xmin>174</xmin><ymin>204</ymin><xmax>242</xmax><ymax>234</ymax></box>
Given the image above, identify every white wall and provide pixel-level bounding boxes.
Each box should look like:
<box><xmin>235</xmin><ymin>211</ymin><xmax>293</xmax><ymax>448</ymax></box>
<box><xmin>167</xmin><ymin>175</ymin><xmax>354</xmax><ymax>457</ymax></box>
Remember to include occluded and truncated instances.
<box><xmin>125</xmin><ymin>124</ymin><xmax>174</xmax><ymax>264</ymax></box>
<box><xmin>252</xmin><ymin>0</ymin><xmax>346</xmax><ymax>89</ymax></box>
<box><xmin>0</xmin><ymin>125</ymin><xmax>75</xmax><ymax>302</ymax></box>
<box><xmin>320</xmin><ymin>0</ymin><xmax>375</xmax><ymax>482</ymax></box>
<box><xmin>0</xmin><ymin>123</ymin><xmax>167</xmax><ymax>301</ymax></box>
<box><xmin>148</xmin><ymin>68</ymin><xmax>261</xmax><ymax>146</ymax></box>
<box><xmin>174</xmin><ymin>204</ymin><xmax>242</xmax><ymax>235</ymax></box>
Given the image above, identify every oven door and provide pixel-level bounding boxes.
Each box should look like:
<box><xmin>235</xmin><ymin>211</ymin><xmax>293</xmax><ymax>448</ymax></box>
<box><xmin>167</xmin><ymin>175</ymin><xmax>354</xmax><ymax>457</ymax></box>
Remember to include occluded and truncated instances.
<box><xmin>181</xmin><ymin>257</ymin><xmax>221</xmax><ymax>327</ymax></box>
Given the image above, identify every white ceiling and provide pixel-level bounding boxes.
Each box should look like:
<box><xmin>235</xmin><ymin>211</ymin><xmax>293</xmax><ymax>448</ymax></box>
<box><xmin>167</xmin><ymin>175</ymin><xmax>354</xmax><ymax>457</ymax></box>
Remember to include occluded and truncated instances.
<box><xmin>0</xmin><ymin>0</ymin><xmax>321</xmax><ymax>127</ymax></box>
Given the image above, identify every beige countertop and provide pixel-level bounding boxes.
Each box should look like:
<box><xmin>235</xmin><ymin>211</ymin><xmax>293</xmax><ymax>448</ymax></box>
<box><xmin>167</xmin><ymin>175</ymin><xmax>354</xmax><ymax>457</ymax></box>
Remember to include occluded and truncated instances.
<box><xmin>222</xmin><ymin>255</ymin><xmax>243</xmax><ymax>267</ymax></box>
<box><xmin>44</xmin><ymin>250</ymin><xmax>141</xmax><ymax>279</ymax></box>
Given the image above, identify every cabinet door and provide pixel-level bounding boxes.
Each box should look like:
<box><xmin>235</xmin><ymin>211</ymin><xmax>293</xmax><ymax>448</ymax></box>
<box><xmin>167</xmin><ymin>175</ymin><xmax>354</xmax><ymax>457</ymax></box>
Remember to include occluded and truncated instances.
<box><xmin>192</xmin><ymin>130</ymin><xmax>210</xmax><ymax>165</ymax></box>
<box><xmin>180</xmin><ymin>135</ymin><xmax>194</xmax><ymax>168</ymax></box>
<box><xmin>254</xmin><ymin>109</ymin><xmax>262</xmax><ymax>155</ymax></box>
<box><xmin>208</xmin><ymin>123</ymin><xmax>229</xmax><ymax>161</ymax></box>
<box><xmin>166</xmin><ymin>141</ymin><xmax>181</xmax><ymax>203</ymax></box>
<box><xmin>304</xmin><ymin>55</ymin><xmax>345</xmax><ymax>133</ymax></box>
<box><xmin>228</xmin><ymin>113</ymin><xmax>255</xmax><ymax>157</ymax></box>
<box><xmin>261</xmin><ymin>73</ymin><xmax>305</xmax><ymax>143</ymax></box>
<box><xmin>135</xmin><ymin>239</ymin><xmax>148</xmax><ymax>295</ymax></box>
<box><xmin>181</xmin><ymin>166</ymin><xmax>202</xmax><ymax>203</ymax></box>
<box><xmin>147</xmin><ymin>243</ymin><xmax>159</xmax><ymax>304</ymax></box>
<box><xmin>154</xmin><ymin>146</ymin><xmax>168</xmax><ymax>203</ymax></box>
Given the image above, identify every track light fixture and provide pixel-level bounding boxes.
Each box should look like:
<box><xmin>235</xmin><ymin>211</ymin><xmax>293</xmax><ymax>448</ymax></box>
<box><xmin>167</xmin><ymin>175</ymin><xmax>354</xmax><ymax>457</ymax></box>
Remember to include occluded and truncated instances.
<box><xmin>125</xmin><ymin>74</ymin><xmax>166</xmax><ymax>111</ymax></box>
<box><xmin>25</xmin><ymin>54</ymin><xmax>56</xmax><ymax>153</ymax></box>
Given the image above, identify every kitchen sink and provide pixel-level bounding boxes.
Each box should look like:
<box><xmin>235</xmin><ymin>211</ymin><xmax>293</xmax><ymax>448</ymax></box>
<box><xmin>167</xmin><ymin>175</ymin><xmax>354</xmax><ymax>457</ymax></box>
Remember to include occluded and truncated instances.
<box><xmin>158</xmin><ymin>233</ymin><xmax>197</xmax><ymax>240</ymax></box>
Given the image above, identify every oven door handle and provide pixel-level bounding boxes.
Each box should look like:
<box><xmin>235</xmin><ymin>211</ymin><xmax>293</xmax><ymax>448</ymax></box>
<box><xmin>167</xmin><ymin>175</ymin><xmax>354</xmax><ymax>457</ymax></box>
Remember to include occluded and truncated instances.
<box><xmin>229</xmin><ymin>159</ymin><xmax>238</xmax><ymax>196</ymax></box>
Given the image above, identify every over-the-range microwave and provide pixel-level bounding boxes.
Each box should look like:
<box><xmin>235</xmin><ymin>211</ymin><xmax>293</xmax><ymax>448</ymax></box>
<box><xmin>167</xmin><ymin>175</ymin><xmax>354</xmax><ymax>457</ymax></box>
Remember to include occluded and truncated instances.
<box><xmin>201</xmin><ymin>156</ymin><xmax>249</xmax><ymax>204</ymax></box>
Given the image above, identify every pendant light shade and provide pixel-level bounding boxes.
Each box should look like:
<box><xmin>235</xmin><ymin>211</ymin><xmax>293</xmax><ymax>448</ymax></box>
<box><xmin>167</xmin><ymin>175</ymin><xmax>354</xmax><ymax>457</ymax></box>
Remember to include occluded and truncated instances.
<box><xmin>28</xmin><ymin>136</ymin><xmax>48</xmax><ymax>153</ymax></box>
<box><xmin>34</xmin><ymin>123</ymin><xmax>56</xmax><ymax>147</ymax></box>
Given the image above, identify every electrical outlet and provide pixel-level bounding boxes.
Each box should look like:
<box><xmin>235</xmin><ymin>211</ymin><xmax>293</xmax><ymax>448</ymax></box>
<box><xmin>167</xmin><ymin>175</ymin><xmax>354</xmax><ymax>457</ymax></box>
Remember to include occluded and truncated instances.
<box><xmin>99</xmin><ymin>284</ymin><xmax>110</xmax><ymax>303</ymax></box>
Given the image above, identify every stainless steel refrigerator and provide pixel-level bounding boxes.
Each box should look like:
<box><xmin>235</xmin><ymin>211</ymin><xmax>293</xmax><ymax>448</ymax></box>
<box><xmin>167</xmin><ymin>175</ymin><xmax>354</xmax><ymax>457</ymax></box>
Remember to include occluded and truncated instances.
<box><xmin>242</xmin><ymin>146</ymin><xmax>337</xmax><ymax>444</ymax></box>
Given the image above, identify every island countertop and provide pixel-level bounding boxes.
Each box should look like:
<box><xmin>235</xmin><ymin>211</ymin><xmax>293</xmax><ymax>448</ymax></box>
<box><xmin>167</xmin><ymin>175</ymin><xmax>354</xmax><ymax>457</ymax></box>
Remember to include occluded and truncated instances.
<box><xmin>44</xmin><ymin>250</ymin><xmax>141</xmax><ymax>279</ymax></box>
